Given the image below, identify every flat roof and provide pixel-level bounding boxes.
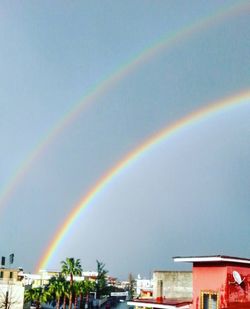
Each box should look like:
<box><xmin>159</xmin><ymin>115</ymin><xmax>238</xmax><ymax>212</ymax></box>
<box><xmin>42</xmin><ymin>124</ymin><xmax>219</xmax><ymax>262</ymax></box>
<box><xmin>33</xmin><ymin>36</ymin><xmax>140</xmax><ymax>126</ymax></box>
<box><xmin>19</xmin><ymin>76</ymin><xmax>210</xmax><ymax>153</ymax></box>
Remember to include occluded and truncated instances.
<box><xmin>173</xmin><ymin>255</ymin><xmax>250</xmax><ymax>265</ymax></box>
<box><xmin>127</xmin><ymin>299</ymin><xmax>192</xmax><ymax>309</ymax></box>
<box><xmin>153</xmin><ymin>270</ymin><xmax>191</xmax><ymax>273</ymax></box>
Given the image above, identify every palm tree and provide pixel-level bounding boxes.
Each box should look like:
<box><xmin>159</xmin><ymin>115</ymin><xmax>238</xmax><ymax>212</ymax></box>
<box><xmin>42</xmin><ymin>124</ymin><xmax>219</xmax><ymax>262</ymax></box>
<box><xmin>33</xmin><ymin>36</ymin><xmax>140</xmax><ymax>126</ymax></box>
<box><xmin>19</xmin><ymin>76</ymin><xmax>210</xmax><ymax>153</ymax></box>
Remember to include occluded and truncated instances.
<box><xmin>24</xmin><ymin>288</ymin><xmax>35</xmax><ymax>307</ymax></box>
<box><xmin>82</xmin><ymin>279</ymin><xmax>95</xmax><ymax>309</ymax></box>
<box><xmin>61</xmin><ymin>258</ymin><xmax>82</xmax><ymax>309</ymax></box>
<box><xmin>40</xmin><ymin>286</ymin><xmax>52</xmax><ymax>307</ymax></box>
<box><xmin>77</xmin><ymin>280</ymin><xmax>86</xmax><ymax>309</ymax></box>
<box><xmin>48</xmin><ymin>275</ymin><xmax>66</xmax><ymax>309</ymax></box>
<box><xmin>73</xmin><ymin>281</ymin><xmax>81</xmax><ymax>308</ymax></box>
<box><xmin>62</xmin><ymin>280</ymin><xmax>70</xmax><ymax>309</ymax></box>
<box><xmin>96</xmin><ymin>260</ymin><xmax>108</xmax><ymax>299</ymax></box>
<box><xmin>24</xmin><ymin>287</ymin><xmax>49</xmax><ymax>309</ymax></box>
<box><xmin>74</xmin><ymin>279</ymin><xmax>94</xmax><ymax>309</ymax></box>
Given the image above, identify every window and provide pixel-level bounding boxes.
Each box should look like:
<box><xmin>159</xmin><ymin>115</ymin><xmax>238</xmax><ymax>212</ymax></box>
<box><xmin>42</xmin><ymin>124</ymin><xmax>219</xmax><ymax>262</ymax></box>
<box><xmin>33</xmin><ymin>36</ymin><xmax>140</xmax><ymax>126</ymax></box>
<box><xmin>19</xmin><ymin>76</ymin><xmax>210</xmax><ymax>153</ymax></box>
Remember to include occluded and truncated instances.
<box><xmin>0</xmin><ymin>271</ymin><xmax>3</xmax><ymax>279</ymax></box>
<box><xmin>9</xmin><ymin>272</ymin><xmax>13</xmax><ymax>279</ymax></box>
<box><xmin>203</xmin><ymin>294</ymin><xmax>209</xmax><ymax>309</ymax></box>
<box><xmin>201</xmin><ymin>291</ymin><xmax>218</xmax><ymax>309</ymax></box>
<box><xmin>211</xmin><ymin>294</ymin><xmax>217</xmax><ymax>309</ymax></box>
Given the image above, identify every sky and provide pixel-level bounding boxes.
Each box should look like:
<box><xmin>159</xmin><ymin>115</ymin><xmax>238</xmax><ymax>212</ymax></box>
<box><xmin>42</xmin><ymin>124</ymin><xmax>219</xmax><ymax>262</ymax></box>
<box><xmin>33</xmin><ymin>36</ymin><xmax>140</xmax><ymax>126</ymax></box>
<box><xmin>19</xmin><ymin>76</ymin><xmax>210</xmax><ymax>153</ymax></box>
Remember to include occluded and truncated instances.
<box><xmin>0</xmin><ymin>0</ymin><xmax>250</xmax><ymax>280</ymax></box>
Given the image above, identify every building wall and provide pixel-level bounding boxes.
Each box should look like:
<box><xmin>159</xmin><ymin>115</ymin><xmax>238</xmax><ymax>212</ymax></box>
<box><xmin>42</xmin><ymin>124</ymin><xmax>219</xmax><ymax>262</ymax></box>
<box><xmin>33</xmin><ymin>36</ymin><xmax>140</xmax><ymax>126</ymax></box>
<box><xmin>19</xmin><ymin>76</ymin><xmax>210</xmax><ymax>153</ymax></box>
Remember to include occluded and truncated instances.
<box><xmin>0</xmin><ymin>282</ymin><xmax>24</xmax><ymax>309</ymax></box>
<box><xmin>192</xmin><ymin>264</ymin><xmax>227</xmax><ymax>309</ymax></box>
<box><xmin>192</xmin><ymin>263</ymin><xmax>250</xmax><ymax>309</ymax></box>
<box><xmin>153</xmin><ymin>271</ymin><xmax>192</xmax><ymax>299</ymax></box>
<box><xmin>226</xmin><ymin>265</ymin><xmax>250</xmax><ymax>308</ymax></box>
<box><xmin>136</xmin><ymin>277</ymin><xmax>153</xmax><ymax>297</ymax></box>
<box><xmin>0</xmin><ymin>268</ymin><xmax>21</xmax><ymax>282</ymax></box>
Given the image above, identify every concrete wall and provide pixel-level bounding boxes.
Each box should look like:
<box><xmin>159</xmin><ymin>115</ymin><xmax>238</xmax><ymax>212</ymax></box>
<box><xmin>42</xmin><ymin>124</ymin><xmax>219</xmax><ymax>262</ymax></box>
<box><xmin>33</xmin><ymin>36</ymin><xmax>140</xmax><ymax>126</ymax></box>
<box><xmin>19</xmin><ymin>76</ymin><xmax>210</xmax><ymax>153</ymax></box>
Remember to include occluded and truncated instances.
<box><xmin>153</xmin><ymin>271</ymin><xmax>192</xmax><ymax>299</ymax></box>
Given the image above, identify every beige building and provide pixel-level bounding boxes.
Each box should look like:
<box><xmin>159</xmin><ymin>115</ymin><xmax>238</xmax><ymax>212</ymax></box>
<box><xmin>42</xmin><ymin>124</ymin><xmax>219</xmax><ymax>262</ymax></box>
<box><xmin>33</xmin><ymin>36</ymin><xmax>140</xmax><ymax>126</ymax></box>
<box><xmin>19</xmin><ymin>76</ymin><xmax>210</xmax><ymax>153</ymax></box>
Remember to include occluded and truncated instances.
<box><xmin>0</xmin><ymin>267</ymin><xmax>23</xmax><ymax>283</ymax></box>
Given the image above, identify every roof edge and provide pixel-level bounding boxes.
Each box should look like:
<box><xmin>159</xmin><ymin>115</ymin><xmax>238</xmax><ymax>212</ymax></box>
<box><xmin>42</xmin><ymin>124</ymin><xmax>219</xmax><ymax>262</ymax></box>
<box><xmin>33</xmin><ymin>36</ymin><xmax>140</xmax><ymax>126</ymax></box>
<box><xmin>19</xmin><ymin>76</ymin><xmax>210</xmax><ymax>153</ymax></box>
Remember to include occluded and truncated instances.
<box><xmin>173</xmin><ymin>255</ymin><xmax>250</xmax><ymax>264</ymax></box>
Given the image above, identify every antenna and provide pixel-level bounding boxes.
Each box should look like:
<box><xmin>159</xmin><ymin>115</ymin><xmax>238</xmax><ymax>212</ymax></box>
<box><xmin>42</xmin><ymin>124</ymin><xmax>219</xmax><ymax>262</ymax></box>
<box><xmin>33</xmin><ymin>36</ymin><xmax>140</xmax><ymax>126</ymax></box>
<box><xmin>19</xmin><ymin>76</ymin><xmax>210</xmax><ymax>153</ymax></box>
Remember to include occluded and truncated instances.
<box><xmin>233</xmin><ymin>271</ymin><xmax>244</xmax><ymax>285</ymax></box>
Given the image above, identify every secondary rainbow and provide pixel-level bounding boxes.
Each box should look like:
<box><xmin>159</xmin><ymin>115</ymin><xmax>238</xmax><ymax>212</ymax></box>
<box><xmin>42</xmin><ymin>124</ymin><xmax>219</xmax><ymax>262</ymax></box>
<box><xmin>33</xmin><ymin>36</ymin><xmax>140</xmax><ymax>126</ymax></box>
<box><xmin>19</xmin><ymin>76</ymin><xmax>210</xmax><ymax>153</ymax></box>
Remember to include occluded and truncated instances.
<box><xmin>37</xmin><ymin>89</ymin><xmax>250</xmax><ymax>271</ymax></box>
<box><xmin>0</xmin><ymin>1</ymin><xmax>248</xmax><ymax>213</ymax></box>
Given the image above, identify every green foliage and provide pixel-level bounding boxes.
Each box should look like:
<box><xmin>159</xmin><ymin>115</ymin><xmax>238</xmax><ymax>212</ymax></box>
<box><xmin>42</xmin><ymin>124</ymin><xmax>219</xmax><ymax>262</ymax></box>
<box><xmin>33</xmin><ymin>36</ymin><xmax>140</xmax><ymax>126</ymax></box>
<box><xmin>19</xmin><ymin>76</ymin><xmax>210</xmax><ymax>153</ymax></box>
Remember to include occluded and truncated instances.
<box><xmin>61</xmin><ymin>257</ymin><xmax>82</xmax><ymax>282</ymax></box>
<box><xmin>127</xmin><ymin>273</ymin><xmax>136</xmax><ymax>300</ymax></box>
<box><xmin>48</xmin><ymin>275</ymin><xmax>67</xmax><ymax>309</ymax></box>
<box><xmin>24</xmin><ymin>258</ymin><xmax>111</xmax><ymax>309</ymax></box>
<box><xmin>95</xmin><ymin>260</ymin><xmax>109</xmax><ymax>298</ymax></box>
<box><xmin>61</xmin><ymin>257</ymin><xmax>82</xmax><ymax>309</ymax></box>
<box><xmin>24</xmin><ymin>286</ymin><xmax>50</xmax><ymax>309</ymax></box>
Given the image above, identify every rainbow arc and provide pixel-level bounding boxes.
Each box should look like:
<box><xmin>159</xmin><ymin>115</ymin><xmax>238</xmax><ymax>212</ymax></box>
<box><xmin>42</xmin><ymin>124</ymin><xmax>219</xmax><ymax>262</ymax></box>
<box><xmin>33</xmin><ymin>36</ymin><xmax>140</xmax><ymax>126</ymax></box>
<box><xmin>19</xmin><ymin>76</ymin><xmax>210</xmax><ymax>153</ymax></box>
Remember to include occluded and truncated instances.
<box><xmin>0</xmin><ymin>1</ymin><xmax>248</xmax><ymax>213</ymax></box>
<box><xmin>36</xmin><ymin>89</ymin><xmax>250</xmax><ymax>271</ymax></box>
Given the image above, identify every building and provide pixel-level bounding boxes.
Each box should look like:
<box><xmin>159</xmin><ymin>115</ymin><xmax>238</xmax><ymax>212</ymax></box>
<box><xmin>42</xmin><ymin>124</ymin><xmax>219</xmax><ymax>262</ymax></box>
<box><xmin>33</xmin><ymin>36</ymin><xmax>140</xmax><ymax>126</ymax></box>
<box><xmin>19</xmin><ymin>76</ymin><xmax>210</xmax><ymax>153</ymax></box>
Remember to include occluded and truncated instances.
<box><xmin>136</xmin><ymin>275</ymin><xmax>153</xmax><ymax>298</ymax></box>
<box><xmin>22</xmin><ymin>270</ymin><xmax>105</xmax><ymax>287</ymax></box>
<box><xmin>0</xmin><ymin>267</ymin><xmax>23</xmax><ymax>282</ymax></box>
<box><xmin>174</xmin><ymin>255</ymin><xmax>250</xmax><ymax>309</ymax></box>
<box><xmin>153</xmin><ymin>271</ymin><xmax>192</xmax><ymax>301</ymax></box>
<box><xmin>0</xmin><ymin>267</ymin><xmax>24</xmax><ymax>309</ymax></box>
<box><xmin>128</xmin><ymin>270</ymin><xmax>192</xmax><ymax>309</ymax></box>
<box><xmin>22</xmin><ymin>270</ymin><xmax>61</xmax><ymax>287</ymax></box>
<box><xmin>128</xmin><ymin>255</ymin><xmax>250</xmax><ymax>309</ymax></box>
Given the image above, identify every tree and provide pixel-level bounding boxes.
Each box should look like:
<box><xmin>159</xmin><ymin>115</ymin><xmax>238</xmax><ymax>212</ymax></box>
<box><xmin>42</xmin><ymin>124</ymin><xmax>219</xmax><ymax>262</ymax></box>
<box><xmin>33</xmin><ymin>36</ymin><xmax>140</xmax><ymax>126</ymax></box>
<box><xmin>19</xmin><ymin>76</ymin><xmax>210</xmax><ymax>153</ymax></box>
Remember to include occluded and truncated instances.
<box><xmin>0</xmin><ymin>286</ymin><xmax>20</xmax><ymax>309</ymax></box>
<box><xmin>48</xmin><ymin>275</ymin><xmax>66</xmax><ymax>309</ymax></box>
<box><xmin>24</xmin><ymin>288</ymin><xmax>35</xmax><ymax>307</ymax></box>
<box><xmin>24</xmin><ymin>287</ymin><xmax>50</xmax><ymax>309</ymax></box>
<box><xmin>80</xmin><ymin>279</ymin><xmax>95</xmax><ymax>309</ymax></box>
<box><xmin>95</xmin><ymin>260</ymin><xmax>108</xmax><ymax>299</ymax></box>
<box><xmin>61</xmin><ymin>258</ymin><xmax>82</xmax><ymax>309</ymax></box>
<box><xmin>73</xmin><ymin>281</ymin><xmax>82</xmax><ymax>309</ymax></box>
<box><xmin>127</xmin><ymin>273</ymin><xmax>135</xmax><ymax>300</ymax></box>
<box><xmin>62</xmin><ymin>280</ymin><xmax>70</xmax><ymax>309</ymax></box>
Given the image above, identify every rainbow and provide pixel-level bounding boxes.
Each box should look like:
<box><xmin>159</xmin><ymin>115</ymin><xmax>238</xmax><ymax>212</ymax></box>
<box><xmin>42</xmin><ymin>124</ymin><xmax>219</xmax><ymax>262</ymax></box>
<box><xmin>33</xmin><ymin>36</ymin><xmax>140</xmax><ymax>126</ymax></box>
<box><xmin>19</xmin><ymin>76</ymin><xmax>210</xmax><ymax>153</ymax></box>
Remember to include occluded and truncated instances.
<box><xmin>37</xmin><ymin>89</ymin><xmax>250</xmax><ymax>271</ymax></box>
<box><xmin>0</xmin><ymin>0</ymin><xmax>249</xmax><ymax>213</ymax></box>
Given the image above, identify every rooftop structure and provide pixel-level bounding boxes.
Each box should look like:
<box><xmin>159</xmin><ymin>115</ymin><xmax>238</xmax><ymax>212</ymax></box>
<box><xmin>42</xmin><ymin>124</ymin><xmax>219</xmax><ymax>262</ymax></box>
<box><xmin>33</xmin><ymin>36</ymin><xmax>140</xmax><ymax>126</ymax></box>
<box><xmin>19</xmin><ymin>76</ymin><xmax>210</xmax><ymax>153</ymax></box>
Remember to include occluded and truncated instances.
<box><xmin>128</xmin><ymin>254</ymin><xmax>250</xmax><ymax>309</ymax></box>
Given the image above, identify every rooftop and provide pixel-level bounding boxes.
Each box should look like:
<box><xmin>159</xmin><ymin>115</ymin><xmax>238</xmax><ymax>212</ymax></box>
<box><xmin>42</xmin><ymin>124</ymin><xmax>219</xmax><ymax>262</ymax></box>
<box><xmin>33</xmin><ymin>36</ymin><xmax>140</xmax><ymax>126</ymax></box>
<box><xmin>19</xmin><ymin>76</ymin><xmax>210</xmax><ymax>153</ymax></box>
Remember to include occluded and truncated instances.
<box><xmin>173</xmin><ymin>255</ymin><xmax>250</xmax><ymax>265</ymax></box>
<box><xmin>128</xmin><ymin>298</ymin><xmax>192</xmax><ymax>309</ymax></box>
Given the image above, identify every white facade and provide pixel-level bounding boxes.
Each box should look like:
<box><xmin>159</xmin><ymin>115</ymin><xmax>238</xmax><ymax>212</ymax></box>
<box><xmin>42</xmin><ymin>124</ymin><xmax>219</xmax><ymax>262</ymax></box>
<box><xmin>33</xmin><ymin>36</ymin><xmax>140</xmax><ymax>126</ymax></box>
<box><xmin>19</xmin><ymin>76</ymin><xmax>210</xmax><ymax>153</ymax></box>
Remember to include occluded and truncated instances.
<box><xmin>0</xmin><ymin>282</ymin><xmax>24</xmax><ymax>309</ymax></box>
<box><xmin>136</xmin><ymin>274</ymin><xmax>153</xmax><ymax>296</ymax></box>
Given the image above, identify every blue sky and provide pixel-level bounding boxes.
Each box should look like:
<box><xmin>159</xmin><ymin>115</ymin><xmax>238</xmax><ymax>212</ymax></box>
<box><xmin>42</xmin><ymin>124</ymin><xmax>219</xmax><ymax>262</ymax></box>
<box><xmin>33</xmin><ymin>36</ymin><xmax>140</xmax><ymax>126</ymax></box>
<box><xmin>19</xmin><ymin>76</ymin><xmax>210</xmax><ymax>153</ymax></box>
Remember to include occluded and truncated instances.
<box><xmin>0</xmin><ymin>1</ymin><xmax>250</xmax><ymax>279</ymax></box>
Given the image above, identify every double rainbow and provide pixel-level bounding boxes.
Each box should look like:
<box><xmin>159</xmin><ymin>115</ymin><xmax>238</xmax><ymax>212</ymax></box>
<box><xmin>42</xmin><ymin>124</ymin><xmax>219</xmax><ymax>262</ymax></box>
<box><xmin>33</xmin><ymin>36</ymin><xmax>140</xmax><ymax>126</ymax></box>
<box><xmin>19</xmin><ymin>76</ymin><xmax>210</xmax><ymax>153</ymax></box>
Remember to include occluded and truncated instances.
<box><xmin>37</xmin><ymin>89</ymin><xmax>250</xmax><ymax>271</ymax></box>
<box><xmin>0</xmin><ymin>1</ymin><xmax>248</xmax><ymax>212</ymax></box>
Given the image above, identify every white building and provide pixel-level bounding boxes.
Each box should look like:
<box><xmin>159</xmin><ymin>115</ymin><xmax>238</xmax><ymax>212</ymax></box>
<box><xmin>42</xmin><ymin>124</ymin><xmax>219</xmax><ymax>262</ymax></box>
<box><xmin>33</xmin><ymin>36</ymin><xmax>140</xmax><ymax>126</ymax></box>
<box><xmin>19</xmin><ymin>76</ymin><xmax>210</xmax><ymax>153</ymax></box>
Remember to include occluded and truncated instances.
<box><xmin>0</xmin><ymin>268</ymin><xmax>24</xmax><ymax>309</ymax></box>
<box><xmin>136</xmin><ymin>274</ymin><xmax>153</xmax><ymax>297</ymax></box>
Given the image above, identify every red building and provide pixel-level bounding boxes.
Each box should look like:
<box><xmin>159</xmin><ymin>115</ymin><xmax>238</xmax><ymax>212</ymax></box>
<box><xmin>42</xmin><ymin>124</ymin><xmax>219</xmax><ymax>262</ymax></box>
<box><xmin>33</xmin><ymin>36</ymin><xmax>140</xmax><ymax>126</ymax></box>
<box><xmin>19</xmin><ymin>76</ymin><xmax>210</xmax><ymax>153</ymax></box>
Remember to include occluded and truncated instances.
<box><xmin>174</xmin><ymin>255</ymin><xmax>250</xmax><ymax>309</ymax></box>
<box><xmin>128</xmin><ymin>255</ymin><xmax>250</xmax><ymax>309</ymax></box>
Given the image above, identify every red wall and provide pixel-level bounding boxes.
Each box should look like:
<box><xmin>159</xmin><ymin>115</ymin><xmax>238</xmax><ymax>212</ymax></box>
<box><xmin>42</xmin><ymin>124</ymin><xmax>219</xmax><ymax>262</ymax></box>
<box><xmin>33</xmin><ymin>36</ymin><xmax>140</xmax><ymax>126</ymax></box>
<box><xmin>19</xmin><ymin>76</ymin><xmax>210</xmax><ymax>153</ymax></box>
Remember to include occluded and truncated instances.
<box><xmin>225</xmin><ymin>265</ymin><xmax>250</xmax><ymax>308</ymax></box>
<box><xmin>191</xmin><ymin>263</ymin><xmax>250</xmax><ymax>309</ymax></box>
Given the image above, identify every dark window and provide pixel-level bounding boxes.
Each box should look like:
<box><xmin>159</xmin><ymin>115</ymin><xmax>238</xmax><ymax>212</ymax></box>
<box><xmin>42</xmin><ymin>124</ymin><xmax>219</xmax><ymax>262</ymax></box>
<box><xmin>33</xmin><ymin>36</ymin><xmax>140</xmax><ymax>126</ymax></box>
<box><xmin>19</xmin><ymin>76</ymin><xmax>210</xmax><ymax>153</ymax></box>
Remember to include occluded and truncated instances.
<box><xmin>0</xmin><ymin>271</ymin><xmax>3</xmax><ymax>278</ymax></box>
<box><xmin>203</xmin><ymin>294</ymin><xmax>209</xmax><ymax>309</ymax></box>
<box><xmin>201</xmin><ymin>292</ymin><xmax>218</xmax><ymax>309</ymax></box>
<box><xmin>211</xmin><ymin>294</ymin><xmax>218</xmax><ymax>309</ymax></box>
<box><xmin>9</xmin><ymin>272</ymin><xmax>13</xmax><ymax>279</ymax></box>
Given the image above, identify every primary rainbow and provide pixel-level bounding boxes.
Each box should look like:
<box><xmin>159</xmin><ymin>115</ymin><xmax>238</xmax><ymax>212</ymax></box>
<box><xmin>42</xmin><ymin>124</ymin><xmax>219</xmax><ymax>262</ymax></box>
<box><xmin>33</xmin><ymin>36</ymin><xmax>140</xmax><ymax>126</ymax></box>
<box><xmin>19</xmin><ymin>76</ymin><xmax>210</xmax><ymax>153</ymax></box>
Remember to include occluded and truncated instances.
<box><xmin>0</xmin><ymin>1</ymin><xmax>249</xmax><ymax>213</ymax></box>
<box><xmin>37</xmin><ymin>89</ymin><xmax>250</xmax><ymax>271</ymax></box>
